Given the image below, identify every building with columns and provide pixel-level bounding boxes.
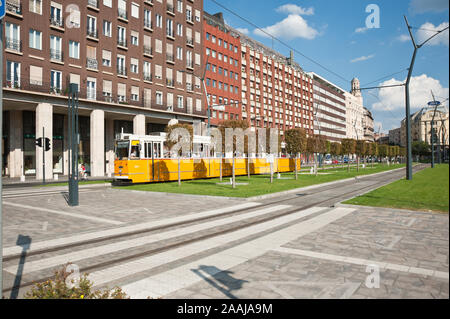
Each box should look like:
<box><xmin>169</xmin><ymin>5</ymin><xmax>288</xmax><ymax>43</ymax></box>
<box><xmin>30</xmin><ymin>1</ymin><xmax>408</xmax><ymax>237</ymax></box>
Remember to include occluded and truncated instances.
<box><xmin>2</xmin><ymin>0</ymin><xmax>206</xmax><ymax>179</ymax></box>
<box><xmin>400</xmin><ymin>105</ymin><xmax>449</xmax><ymax>150</ymax></box>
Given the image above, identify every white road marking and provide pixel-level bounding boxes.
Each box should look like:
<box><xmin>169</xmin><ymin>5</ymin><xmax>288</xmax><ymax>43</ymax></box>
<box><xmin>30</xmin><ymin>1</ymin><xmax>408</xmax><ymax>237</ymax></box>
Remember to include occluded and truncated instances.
<box><xmin>2</xmin><ymin>201</ymin><xmax>123</xmax><ymax>226</ymax></box>
<box><xmin>118</xmin><ymin>207</ymin><xmax>353</xmax><ymax>298</ymax></box>
<box><xmin>5</xmin><ymin>204</ymin><xmax>292</xmax><ymax>275</ymax></box>
<box><xmin>272</xmin><ymin>247</ymin><xmax>449</xmax><ymax>281</ymax></box>
<box><xmin>2</xmin><ymin>202</ymin><xmax>261</xmax><ymax>257</ymax></box>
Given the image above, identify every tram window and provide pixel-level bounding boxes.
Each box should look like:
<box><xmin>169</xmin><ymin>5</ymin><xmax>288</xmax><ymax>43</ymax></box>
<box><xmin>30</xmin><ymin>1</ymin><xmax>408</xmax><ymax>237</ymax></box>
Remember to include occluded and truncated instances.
<box><xmin>115</xmin><ymin>141</ymin><xmax>130</xmax><ymax>160</ymax></box>
<box><xmin>154</xmin><ymin>143</ymin><xmax>161</xmax><ymax>158</ymax></box>
<box><xmin>147</xmin><ymin>143</ymin><xmax>152</xmax><ymax>158</ymax></box>
<box><xmin>130</xmin><ymin>145</ymin><xmax>140</xmax><ymax>159</ymax></box>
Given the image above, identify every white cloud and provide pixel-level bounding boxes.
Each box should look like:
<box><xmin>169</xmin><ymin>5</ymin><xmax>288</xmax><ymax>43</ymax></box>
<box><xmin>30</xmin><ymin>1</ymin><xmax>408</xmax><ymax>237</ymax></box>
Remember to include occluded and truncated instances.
<box><xmin>235</xmin><ymin>28</ymin><xmax>249</xmax><ymax>35</ymax></box>
<box><xmin>254</xmin><ymin>14</ymin><xmax>319</xmax><ymax>40</ymax></box>
<box><xmin>416</xmin><ymin>22</ymin><xmax>449</xmax><ymax>46</ymax></box>
<box><xmin>372</xmin><ymin>74</ymin><xmax>449</xmax><ymax>111</ymax></box>
<box><xmin>355</xmin><ymin>27</ymin><xmax>368</xmax><ymax>33</ymax></box>
<box><xmin>350</xmin><ymin>54</ymin><xmax>375</xmax><ymax>63</ymax></box>
<box><xmin>409</xmin><ymin>0</ymin><xmax>449</xmax><ymax>14</ymax></box>
<box><xmin>397</xmin><ymin>34</ymin><xmax>410</xmax><ymax>42</ymax></box>
<box><xmin>276</xmin><ymin>4</ymin><xmax>314</xmax><ymax>16</ymax></box>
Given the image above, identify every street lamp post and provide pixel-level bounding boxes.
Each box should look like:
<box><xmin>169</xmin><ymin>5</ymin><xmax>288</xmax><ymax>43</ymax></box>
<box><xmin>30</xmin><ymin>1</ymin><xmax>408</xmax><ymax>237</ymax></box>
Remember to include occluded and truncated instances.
<box><xmin>404</xmin><ymin>16</ymin><xmax>449</xmax><ymax>179</ymax></box>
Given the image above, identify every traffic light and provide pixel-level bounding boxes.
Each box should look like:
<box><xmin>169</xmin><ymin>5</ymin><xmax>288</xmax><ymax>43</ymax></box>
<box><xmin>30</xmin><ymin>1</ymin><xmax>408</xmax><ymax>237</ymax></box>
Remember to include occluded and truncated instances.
<box><xmin>35</xmin><ymin>138</ymin><xmax>42</xmax><ymax>147</ymax></box>
<box><xmin>44</xmin><ymin>137</ymin><xmax>51</xmax><ymax>151</ymax></box>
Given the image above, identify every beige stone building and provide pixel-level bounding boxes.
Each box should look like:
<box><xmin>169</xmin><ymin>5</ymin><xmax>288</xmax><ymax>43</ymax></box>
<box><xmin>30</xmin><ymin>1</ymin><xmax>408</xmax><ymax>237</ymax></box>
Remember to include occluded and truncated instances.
<box><xmin>389</xmin><ymin>127</ymin><xmax>401</xmax><ymax>146</ymax></box>
<box><xmin>345</xmin><ymin>78</ymin><xmax>364</xmax><ymax>140</ymax></box>
<box><xmin>400</xmin><ymin>106</ymin><xmax>449</xmax><ymax>151</ymax></box>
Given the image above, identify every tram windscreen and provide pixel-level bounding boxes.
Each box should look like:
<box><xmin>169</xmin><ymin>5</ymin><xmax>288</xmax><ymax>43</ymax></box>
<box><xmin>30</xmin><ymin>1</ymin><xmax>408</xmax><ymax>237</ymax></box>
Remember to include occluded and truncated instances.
<box><xmin>115</xmin><ymin>141</ymin><xmax>130</xmax><ymax>160</ymax></box>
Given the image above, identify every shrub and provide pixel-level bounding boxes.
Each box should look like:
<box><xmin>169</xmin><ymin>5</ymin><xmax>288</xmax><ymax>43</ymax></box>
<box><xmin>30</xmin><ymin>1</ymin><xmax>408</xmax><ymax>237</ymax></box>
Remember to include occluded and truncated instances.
<box><xmin>25</xmin><ymin>264</ymin><xmax>129</xmax><ymax>299</ymax></box>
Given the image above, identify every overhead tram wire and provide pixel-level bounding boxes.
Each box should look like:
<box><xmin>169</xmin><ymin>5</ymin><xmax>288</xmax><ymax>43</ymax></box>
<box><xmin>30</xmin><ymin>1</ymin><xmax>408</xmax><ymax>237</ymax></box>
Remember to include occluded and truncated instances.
<box><xmin>207</xmin><ymin>0</ymin><xmax>351</xmax><ymax>86</ymax></box>
<box><xmin>361</xmin><ymin>68</ymin><xmax>409</xmax><ymax>87</ymax></box>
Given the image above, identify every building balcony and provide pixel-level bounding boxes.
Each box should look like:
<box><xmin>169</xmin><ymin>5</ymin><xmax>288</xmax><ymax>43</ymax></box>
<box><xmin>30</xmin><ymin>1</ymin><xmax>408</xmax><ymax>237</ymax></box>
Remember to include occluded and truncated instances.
<box><xmin>87</xmin><ymin>0</ymin><xmax>99</xmax><ymax>9</ymax></box>
<box><xmin>86</xmin><ymin>58</ymin><xmax>98</xmax><ymax>70</ymax></box>
<box><xmin>86</xmin><ymin>28</ymin><xmax>98</xmax><ymax>39</ymax></box>
<box><xmin>143</xmin><ymin>45</ymin><xmax>153</xmax><ymax>56</ymax></box>
<box><xmin>186</xmin><ymin>37</ymin><xmax>194</xmax><ymax>47</ymax></box>
<box><xmin>166</xmin><ymin>30</ymin><xmax>175</xmax><ymax>39</ymax></box>
<box><xmin>144</xmin><ymin>19</ymin><xmax>153</xmax><ymax>30</ymax></box>
<box><xmin>186</xmin><ymin>60</ymin><xmax>194</xmax><ymax>70</ymax></box>
<box><xmin>166</xmin><ymin>78</ymin><xmax>174</xmax><ymax>87</ymax></box>
<box><xmin>143</xmin><ymin>72</ymin><xmax>152</xmax><ymax>82</ymax></box>
<box><xmin>118</xmin><ymin>8</ymin><xmax>128</xmax><ymax>20</ymax></box>
<box><xmin>186</xmin><ymin>83</ymin><xmax>193</xmax><ymax>91</ymax></box>
<box><xmin>166</xmin><ymin>53</ymin><xmax>175</xmax><ymax>63</ymax></box>
<box><xmin>144</xmin><ymin>0</ymin><xmax>153</xmax><ymax>5</ymax></box>
<box><xmin>86</xmin><ymin>89</ymin><xmax>97</xmax><ymax>100</ymax></box>
<box><xmin>117</xmin><ymin>66</ymin><xmax>127</xmax><ymax>76</ymax></box>
<box><xmin>117</xmin><ymin>37</ymin><xmax>127</xmax><ymax>48</ymax></box>
<box><xmin>166</xmin><ymin>3</ymin><xmax>175</xmax><ymax>15</ymax></box>
<box><xmin>50</xmin><ymin>49</ymin><xmax>63</xmax><ymax>62</ymax></box>
<box><xmin>6</xmin><ymin>0</ymin><xmax>22</xmax><ymax>16</ymax></box>
<box><xmin>50</xmin><ymin>16</ymin><xmax>64</xmax><ymax>29</ymax></box>
<box><xmin>5</xmin><ymin>38</ymin><xmax>22</xmax><ymax>53</ymax></box>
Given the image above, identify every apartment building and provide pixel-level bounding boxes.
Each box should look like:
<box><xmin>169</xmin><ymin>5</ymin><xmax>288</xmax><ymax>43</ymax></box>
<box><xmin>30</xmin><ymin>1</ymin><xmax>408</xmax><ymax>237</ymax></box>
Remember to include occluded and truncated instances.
<box><xmin>2</xmin><ymin>0</ymin><xmax>204</xmax><ymax>179</ymax></box>
<box><xmin>308</xmin><ymin>72</ymin><xmax>346</xmax><ymax>142</ymax></box>
<box><xmin>203</xmin><ymin>12</ymin><xmax>241</xmax><ymax>126</ymax></box>
<box><xmin>237</xmin><ymin>32</ymin><xmax>314</xmax><ymax>136</ymax></box>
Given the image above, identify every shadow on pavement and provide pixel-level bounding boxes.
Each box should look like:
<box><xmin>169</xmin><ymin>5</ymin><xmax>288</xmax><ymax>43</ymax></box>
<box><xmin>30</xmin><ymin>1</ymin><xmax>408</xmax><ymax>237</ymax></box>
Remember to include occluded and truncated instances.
<box><xmin>10</xmin><ymin>234</ymin><xmax>32</xmax><ymax>299</ymax></box>
<box><xmin>192</xmin><ymin>265</ymin><xmax>248</xmax><ymax>299</ymax></box>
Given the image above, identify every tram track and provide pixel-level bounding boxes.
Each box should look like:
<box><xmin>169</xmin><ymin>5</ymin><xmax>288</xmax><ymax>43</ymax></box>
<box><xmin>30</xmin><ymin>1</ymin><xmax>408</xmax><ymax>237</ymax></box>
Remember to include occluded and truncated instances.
<box><xmin>2</xmin><ymin>164</ymin><xmax>426</xmax><ymax>295</ymax></box>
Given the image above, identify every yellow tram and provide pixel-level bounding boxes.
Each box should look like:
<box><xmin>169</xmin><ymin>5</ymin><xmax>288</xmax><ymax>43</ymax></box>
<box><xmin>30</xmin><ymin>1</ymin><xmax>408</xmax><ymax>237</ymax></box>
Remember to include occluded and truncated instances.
<box><xmin>114</xmin><ymin>133</ymin><xmax>300</xmax><ymax>184</ymax></box>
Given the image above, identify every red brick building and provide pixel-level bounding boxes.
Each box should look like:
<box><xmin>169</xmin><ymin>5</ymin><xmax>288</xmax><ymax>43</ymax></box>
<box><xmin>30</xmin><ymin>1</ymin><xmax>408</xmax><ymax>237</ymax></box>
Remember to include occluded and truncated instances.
<box><xmin>203</xmin><ymin>12</ymin><xmax>241</xmax><ymax>126</ymax></box>
<box><xmin>238</xmin><ymin>32</ymin><xmax>314</xmax><ymax>137</ymax></box>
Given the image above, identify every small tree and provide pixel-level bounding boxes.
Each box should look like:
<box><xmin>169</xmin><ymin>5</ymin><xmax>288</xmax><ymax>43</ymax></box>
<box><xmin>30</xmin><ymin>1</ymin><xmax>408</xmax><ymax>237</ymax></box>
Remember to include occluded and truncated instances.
<box><xmin>341</xmin><ymin>138</ymin><xmax>356</xmax><ymax>172</ymax></box>
<box><xmin>378</xmin><ymin>144</ymin><xmax>388</xmax><ymax>163</ymax></box>
<box><xmin>355</xmin><ymin>140</ymin><xmax>367</xmax><ymax>171</ymax></box>
<box><xmin>284</xmin><ymin>128</ymin><xmax>307</xmax><ymax>157</ymax></box>
<box><xmin>218</xmin><ymin>119</ymin><xmax>249</xmax><ymax>156</ymax></box>
<box><xmin>165</xmin><ymin>123</ymin><xmax>194</xmax><ymax>157</ymax></box>
<box><xmin>330</xmin><ymin>142</ymin><xmax>341</xmax><ymax>168</ymax></box>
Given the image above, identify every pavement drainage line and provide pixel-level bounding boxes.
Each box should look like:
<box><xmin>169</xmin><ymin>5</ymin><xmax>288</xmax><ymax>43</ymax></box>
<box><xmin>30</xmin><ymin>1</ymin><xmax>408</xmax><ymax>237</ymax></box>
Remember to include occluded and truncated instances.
<box><xmin>88</xmin><ymin>206</ymin><xmax>332</xmax><ymax>288</ymax></box>
<box><xmin>2</xmin><ymin>202</ymin><xmax>262</xmax><ymax>260</ymax></box>
<box><xmin>272</xmin><ymin>247</ymin><xmax>449</xmax><ymax>281</ymax></box>
<box><xmin>2</xmin><ymin>201</ymin><xmax>124</xmax><ymax>226</ymax></box>
<box><xmin>3</xmin><ymin>168</ymin><xmax>410</xmax><ymax>262</ymax></box>
<box><xmin>2</xmin><ymin>205</ymin><xmax>330</xmax><ymax>294</ymax></box>
<box><xmin>118</xmin><ymin>207</ymin><xmax>355</xmax><ymax>299</ymax></box>
<box><xmin>4</xmin><ymin>205</ymin><xmax>293</xmax><ymax>276</ymax></box>
<box><xmin>2</xmin><ymin>187</ymin><xmax>107</xmax><ymax>199</ymax></box>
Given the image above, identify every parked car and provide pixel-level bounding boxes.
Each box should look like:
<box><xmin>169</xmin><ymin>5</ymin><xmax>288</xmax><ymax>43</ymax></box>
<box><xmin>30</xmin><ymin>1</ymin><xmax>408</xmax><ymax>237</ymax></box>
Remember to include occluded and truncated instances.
<box><xmin>332</xmin><ymin>159</ymin><xmax>339</xmax><ymax>164</ymax></box>
<box><xmin>324</xmin><ymin>159</ymin><xmax>332</xmax><ymax>165</ymax></box>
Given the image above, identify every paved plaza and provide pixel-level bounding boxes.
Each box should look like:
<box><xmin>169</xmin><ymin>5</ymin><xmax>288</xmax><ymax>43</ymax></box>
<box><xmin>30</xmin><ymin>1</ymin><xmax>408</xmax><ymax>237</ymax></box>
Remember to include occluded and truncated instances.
<box><xmin>1</xmin><ymin>167</ymin><xmax>448</xmax><ymax>299</ymax></box>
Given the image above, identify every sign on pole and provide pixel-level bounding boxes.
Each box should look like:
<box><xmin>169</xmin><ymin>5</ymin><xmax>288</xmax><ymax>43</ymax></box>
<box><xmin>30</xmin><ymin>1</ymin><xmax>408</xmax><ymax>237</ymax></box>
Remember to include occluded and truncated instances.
<box><xmin>0</xmin><ymin>0</ymin><xmax>6</xmax><ymax>20</ymax></box>
<box><xmin>427</xmin><ymin>101</ymin><xmax>441</xmax><ymax>107</ymax></box>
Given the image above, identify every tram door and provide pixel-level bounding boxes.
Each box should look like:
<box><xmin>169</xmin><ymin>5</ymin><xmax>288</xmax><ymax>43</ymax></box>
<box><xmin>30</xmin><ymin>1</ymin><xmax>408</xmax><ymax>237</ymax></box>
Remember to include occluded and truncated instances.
<box><xmin>145</xmin><ymin>141</ymin><xmax>162</xmax><ymax>181</ymax></box>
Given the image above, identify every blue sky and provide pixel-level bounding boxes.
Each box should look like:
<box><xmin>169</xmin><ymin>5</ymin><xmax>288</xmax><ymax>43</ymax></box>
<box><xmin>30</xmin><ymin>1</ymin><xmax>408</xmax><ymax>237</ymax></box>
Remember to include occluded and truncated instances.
<box><xmin>204</xmin><ymin>0</ymin><xmax>449</xmax><ymax>133</ymax></box>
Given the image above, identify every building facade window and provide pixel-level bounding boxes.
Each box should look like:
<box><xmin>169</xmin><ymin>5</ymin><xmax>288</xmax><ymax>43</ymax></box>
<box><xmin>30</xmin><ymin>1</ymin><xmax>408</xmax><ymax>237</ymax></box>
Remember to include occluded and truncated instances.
<box><xmin>6</xmin><ymin>61</ymin><xmax>21</xmax><ymax>88</ymax></box>
<box><xmin>69</xmin><ymin>40</ymin><xmax>80</xmax><ymax>59</ymax></box>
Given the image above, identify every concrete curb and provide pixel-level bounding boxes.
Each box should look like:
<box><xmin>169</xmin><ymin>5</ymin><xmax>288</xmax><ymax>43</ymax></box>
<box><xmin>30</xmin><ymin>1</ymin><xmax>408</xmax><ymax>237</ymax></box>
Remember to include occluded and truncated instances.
<box><xmin>115</xmin><ymin>165</ymin><xmax>412</xmax><ymax>202</ymax></box>
<box><xmin>244</xmin><ymin>165</ymin><xmax>410</xmax><ymax>201</ymax></box>
<box><xmin>336</xmin><ymin>203</ymin><xmax>448</xmax><ymax>215</ymax></box>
